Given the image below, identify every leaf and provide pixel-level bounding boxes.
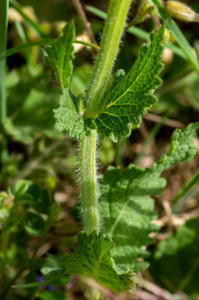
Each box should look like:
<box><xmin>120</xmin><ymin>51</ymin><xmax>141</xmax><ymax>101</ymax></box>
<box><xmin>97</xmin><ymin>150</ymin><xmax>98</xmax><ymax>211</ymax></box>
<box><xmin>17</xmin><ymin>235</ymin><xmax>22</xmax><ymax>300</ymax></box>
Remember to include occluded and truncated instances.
<box><xmin>13</xmin><ymin>230</ymin><xmax>134</xmax><ymax>292</ymax></box>
<box><xmin>42</xmin><ymin>20</ymin><xmax>75</xmax><ymax>92</ymax></box>
<box><xmin>58</xmin><ymin>230</ymin><xmax>134</xmax><ymax>293</ymax></box>
<box><xmin>54</xmin><ymin>88</ymin><xmax>85</xmax><ymax>140</ymax></box>
<box><xmin>24</xmin><ymin>211</ymin><xmax>45</xmax><ymax>237</ymax></box>
<box><xmin>91</xmin><ymin>23</ymin><xmax>166</xmax><ymax>142</ymax></box>
<box><xmin>149</xmin><ymin>217</ymin><xmax>199</xmax><ymax>299</ymax></box>
<box><xmin>99</xmin><ymin>123</ymin><xmax>199</xmax><ymax>271</ymax></box>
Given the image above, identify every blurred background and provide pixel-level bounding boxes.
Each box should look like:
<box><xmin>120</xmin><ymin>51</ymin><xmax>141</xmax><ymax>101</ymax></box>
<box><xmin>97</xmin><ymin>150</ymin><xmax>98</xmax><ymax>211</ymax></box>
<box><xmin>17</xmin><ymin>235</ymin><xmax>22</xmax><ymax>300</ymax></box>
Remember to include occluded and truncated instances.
<box><xmin>1</xmin><ymin>0</ymin><xmax>199</xmax><ymax>299</ymax></box>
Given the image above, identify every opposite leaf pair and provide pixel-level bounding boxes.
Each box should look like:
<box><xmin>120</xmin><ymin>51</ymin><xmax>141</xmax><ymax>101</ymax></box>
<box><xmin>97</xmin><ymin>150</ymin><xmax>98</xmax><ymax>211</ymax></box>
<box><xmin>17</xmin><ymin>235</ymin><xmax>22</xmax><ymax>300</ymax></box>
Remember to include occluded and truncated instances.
<box><xmin>42</xmin><ymin>20</ymin><xmax>166</xmax><ymax>142</ymax></box>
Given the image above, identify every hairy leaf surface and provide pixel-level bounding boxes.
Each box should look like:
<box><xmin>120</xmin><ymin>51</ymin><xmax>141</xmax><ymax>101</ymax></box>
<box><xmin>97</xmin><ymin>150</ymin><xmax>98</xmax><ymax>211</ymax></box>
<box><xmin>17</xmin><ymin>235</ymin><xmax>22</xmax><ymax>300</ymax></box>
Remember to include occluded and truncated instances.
<box><xmin>54</xmin><ymin>88</ymin><xmax>85</xmax><ymax>140</ymax></box>
<box><xmin>42</xmin><ymin>20</ymin><xmax>75</xmax><ymax>92</ymax></box>
<box><xmin>92</xmin><ymin>23</ymin><xmax>166</xmax><ymax>141</ymax></box>
<box><xmin>57</xmin><ymin>230</ymin><xmax>134</xmax><ymax>293</ymax></box>
<box><xmin>13</xmin><ymin>230</ymin><xmax>134</xmax><ymax>292</ymax></box>
<box><xmin>99</xmin><ymin>123</ymin><xmax>199</xmax><ymax>270</ymax></box>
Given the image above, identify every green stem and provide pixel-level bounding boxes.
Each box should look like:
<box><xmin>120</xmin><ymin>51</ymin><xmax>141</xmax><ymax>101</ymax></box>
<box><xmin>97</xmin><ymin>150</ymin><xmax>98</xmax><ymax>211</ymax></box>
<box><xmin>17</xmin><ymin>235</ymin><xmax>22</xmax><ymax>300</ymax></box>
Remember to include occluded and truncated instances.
<box><xmin>3</xmin><ymin>39</ymin><xmax>99</xmax><ymax>59</ymax></box>
<box><xmin>172</xmin><ymin>170</ymin><xmax>199</xmax><ymax>205</ymax></box>
<box><xmin>83</xmin><ymin>0</ymin><xmax>132</xmax><ymax>119</ymax></box>
<box><xmin>0</xmin><ymin>0</ymin><xmax>9</xmax><ymax>165</ymax></box>
<box><xmin>79</xmin><ymin>0</ymin><xmax>132</xmax><ymax>235</ymax></box>
<box><xmin>79</xmin><ymin>130</ymin><xmax>99</xmax><ymax>234</ymax></box>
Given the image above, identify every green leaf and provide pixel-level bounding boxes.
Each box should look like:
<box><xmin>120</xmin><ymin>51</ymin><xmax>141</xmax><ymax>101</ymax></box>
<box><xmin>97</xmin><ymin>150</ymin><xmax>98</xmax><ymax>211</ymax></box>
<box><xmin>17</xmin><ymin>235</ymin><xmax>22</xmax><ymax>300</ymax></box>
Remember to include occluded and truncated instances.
<box><xmin>149</xmin><ymin>217</ymin><xmax>199</xmax><ymax>299</ymax></box>
<box><xmin>92</xmin><ymin>23</ymin><xmax>166</xmax><ymax>141</ymax></box>
<box><xmin>14</xmin><ymin>230</ymin><xmax>134</xmax><ymax>292</ymax></box>
<box><xmin>99</xmin><ymin>123</ymin><xmax>199</xmax><ymax>271</ymax></box>
<box><xmin>24</xmin><ymin>211</ymin><xmax>45</xmax><ymax>237</ymax></box>
<box><xmin>54</xmin><ymin>88</ymin><xmax>85</xmax><ymax>140</ymax></box>
<box><xmin>57</xmin><ymin>230</ymin><xmax>134</xmax><ymax>293</ymax></box>
<box><xmin>42</xmin><ymin>20</ymin><xmax>75</xmax><ymax>92</ymax></box>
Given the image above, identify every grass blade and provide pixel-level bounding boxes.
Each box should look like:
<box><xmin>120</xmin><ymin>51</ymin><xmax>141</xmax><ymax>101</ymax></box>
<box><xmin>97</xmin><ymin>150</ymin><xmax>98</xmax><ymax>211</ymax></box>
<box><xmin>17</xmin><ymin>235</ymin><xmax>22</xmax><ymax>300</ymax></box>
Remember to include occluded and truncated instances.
<box><xmin>172</xmin><ymin>170</ymin><xmax>199</xmax><ymax>205</ymax></box>
<box><xmin>4</xmin><ymin>39</ymin><xmax>99</xmax><ymax>59</ymax></box>
<box><xmin>0</xmin><ymin>0</ymin><xmax>9</xmax><ymax>165</ymax></box>
<box><xmin>14</xmin><ymin>19</ymin><xmax>36</xmax><ymax>73</ymax></box>
<box><xmin>9</xmin><ymin>0</ymin><xmax>48</xmax><ymax>38</ymax></box>
<box><xmin>148</xmin><ymin>0</ymin><xmax>199</xmax><ymax>77</ymax></box>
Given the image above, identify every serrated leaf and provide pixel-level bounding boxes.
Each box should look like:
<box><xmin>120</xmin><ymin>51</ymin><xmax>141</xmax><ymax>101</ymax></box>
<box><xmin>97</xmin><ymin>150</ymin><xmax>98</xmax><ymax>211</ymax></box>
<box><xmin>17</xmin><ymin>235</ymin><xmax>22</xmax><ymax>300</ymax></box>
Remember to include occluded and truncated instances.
<box><xmin>99</xmin><ymin>123</ymin><xmax>199</xmax><ymax>271</ymax></box>
<box><xmin>13</xmin><ymin>230</ymin><xmax>134</xmax><ymax>292</ymax></box>
<box><xmin>57</xmin><ymin>230</ymin><xmax>134</xmax><ymax>293</ymax></box>
<box><xmin>54</xmin><ymin>88</ymin><xmax>85</xmax><ymax>140</ymax></box>
<box><xmin>90</xmin><ymin>23</ymin><xmax>166</xmax><ymax>141</ymax></box>
<box><xmin>42</xmin><ymin>20</ymin><xmax>75</xmax><ymax>92</ymax></box>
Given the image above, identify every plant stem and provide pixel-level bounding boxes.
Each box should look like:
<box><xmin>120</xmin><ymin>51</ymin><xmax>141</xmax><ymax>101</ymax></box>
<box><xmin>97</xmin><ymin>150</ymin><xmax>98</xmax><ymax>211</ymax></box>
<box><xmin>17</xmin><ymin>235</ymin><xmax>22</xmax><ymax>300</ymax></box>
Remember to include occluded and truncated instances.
<box><xmin>83</xmin><ymin>0</ymin><xmax>132</xmax><ymax>119</ymax></box>
<box><xmin>79</xmin><ymin>0</ymin><xmax>132</xmax><ymax>235</ymax></box>
<box><xmin>72</xmin><ymin>0</ymin><xmax>96</xmax><ymax>45</ymax></box>
<box><xmin>0</xmin><ymin>0</ymin><xmax>9</xmax><ymax>165</ymax></box>
<box><xmin>79</xmin><ymin>130</ymin><xmax>99</xmax><ymax>234</ymax></box>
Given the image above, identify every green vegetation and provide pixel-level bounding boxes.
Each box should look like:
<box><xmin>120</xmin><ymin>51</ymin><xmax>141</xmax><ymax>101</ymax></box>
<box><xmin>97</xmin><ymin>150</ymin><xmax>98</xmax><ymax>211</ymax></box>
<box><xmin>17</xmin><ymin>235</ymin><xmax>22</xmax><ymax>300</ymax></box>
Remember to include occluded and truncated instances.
<box><xmin>0</xmin><ymin>0</ymin><xmax>199</xmax><ymax>299</ymax></box>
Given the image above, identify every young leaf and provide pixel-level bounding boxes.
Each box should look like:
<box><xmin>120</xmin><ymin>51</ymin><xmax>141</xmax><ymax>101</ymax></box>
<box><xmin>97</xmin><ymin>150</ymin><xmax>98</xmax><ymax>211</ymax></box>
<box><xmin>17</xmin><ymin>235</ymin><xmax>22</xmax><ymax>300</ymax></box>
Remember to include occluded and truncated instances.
<box><xmin>86</xmin><ymin>23</ymin><xmax>166</xmax><ymax>142</ymax></box>
<box><xmin>99</xmin><ymin>123</ymin><xmax>199</xmax><ymax>271</ymax></box>
<box><xmin>42</xmin><ymin>20</ymin><xmax>75</xmax><ymax>92</ymax></box>
<box><xmin>54</xmin><ymin>88</ymin><xmax>85</xmax><ymax>140</ymax></box>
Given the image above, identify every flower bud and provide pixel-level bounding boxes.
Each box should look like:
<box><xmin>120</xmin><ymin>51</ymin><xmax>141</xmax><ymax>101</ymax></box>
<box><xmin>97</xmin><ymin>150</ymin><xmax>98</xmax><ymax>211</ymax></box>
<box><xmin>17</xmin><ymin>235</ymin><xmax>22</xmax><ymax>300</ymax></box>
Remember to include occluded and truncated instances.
<box><xmin>162</xmin><ymin>28</ymin><xmax>171</xmax><ymax>44</ymax></box>
<box><xmin>132</xmin><ymin>0</ymin><xmax>157</xmax><ymax>26</ymax></box>
<box><xmin>163</xmin><ymin>1</ymin><xmax>199</xmax><ymax>23</ymax></box>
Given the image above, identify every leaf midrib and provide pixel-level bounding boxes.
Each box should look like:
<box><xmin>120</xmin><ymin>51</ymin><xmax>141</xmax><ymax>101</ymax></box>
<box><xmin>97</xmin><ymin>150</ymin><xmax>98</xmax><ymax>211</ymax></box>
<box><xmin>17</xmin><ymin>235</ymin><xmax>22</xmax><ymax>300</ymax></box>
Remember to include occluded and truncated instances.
<box><xmin>105</xmin><ymin>44</ymin><xmax>156</xmax><ymax>111</ymax></box>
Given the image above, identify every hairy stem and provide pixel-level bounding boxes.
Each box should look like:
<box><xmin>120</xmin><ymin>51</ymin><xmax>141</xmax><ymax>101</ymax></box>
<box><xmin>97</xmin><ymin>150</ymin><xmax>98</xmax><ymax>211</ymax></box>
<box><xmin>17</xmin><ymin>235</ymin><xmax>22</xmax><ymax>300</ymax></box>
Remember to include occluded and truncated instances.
<box><xmin>79</xmin><ymin>130</ymin><xmax>99</xmax><ymax>234</ymax></box>
<box><xmin>83</xmin><ymin>0</ymin><xmax>132</xmax><ymax>119</ymax></box>
<box><xmin>79</xmin><ymin>0</ymin><xmax>132</xmax><ymax>235</ymax></box>
<box><xmin>0</xmin><ymin>0</ymin><xmax>9</xmax><ymax>165</ymax></box>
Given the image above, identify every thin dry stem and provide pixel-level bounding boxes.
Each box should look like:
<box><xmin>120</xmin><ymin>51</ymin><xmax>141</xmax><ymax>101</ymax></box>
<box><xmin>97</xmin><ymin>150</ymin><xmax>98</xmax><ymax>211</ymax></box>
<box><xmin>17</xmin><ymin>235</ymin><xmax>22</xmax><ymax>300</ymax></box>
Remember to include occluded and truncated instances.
<box><xmin>72</xmin><ymin>0</ymin><xmax>96</xmax><ymax>45</ymax></box>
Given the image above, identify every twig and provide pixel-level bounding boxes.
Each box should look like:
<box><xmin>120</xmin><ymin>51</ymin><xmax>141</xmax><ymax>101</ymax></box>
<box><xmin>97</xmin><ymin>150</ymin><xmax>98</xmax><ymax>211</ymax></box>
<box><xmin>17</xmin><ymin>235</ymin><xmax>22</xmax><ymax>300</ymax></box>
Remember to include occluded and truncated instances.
<box><xmin>150</xmin><ymin>13</ymin><xmax>161</xmax><ymax>27</ymax></box>
<box><xmin>142</xmin><ymin>113</ymin><xmax>185</xmax><ymax>128</ymax></box>
<box><xmin>72</xmin><ymin>0</ymin><xmax>96</xmax><ymax>45</ymax></box>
